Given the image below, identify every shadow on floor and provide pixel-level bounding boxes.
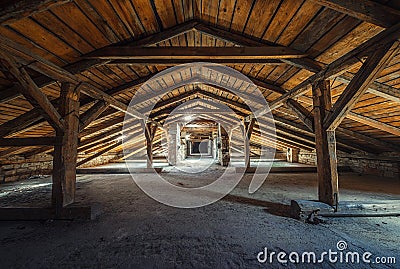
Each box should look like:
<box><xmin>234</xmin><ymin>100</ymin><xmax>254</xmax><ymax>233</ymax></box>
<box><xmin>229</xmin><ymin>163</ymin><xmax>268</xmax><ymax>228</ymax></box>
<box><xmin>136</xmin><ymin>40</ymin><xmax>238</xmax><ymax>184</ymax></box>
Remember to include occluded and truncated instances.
<box><xmin>222</xmin><ymin>194</ymin><xmax>292</xmax><ymax>218</ymax></box>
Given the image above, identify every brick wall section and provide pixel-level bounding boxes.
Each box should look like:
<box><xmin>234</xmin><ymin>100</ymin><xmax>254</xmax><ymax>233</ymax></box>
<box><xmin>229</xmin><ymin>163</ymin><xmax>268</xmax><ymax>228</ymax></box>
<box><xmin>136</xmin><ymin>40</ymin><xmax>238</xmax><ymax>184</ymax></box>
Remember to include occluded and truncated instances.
<box><xmin>299</xmin><ymin>149</ymin><xmax>400</xmax><ymax>179</ymax></box>
<box><xmin>0</xmin><ymin>153</ymin><xmax>121</xmax><ymax>183</ymax></box>
<box><xmin>0</xmin><ymin>153</ymin><xmax>53</xmax><ymax>183</ymax></box>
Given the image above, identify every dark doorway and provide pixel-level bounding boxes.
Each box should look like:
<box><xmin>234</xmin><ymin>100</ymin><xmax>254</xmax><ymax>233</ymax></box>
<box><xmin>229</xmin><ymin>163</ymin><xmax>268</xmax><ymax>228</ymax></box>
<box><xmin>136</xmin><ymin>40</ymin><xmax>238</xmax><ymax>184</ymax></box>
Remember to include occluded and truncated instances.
<box><xmin>192</xmin><ymin>142</ymin><xmax>200</xmax><ymax>154</ymax></box>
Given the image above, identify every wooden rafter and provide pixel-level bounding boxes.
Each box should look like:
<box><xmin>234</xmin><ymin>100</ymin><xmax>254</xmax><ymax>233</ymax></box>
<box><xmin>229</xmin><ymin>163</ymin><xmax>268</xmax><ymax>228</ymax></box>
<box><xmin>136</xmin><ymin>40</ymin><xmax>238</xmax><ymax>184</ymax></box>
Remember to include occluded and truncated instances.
<box><xmin>0</xmin><ymin>0</ymin><xmax>71</xmax><ymax>25</ymax></box>
<box><xmin>311</xmin><ymin>0</ymin><xmax>400</xmax><ymax>28</ymax></box>
<box><xmin>0</xmin><ymin>52</ymin><xmax>64</xmax><ymax>131</ymax></box>
<box><xmin>249</xmin><ymin>21</ymin><xmax>400</xmax><ymax>120</ymax></box>
<box><xmin>324</xmin><ymin>41</ymin><xmax>400</xmax><ymax>131</ymax></box>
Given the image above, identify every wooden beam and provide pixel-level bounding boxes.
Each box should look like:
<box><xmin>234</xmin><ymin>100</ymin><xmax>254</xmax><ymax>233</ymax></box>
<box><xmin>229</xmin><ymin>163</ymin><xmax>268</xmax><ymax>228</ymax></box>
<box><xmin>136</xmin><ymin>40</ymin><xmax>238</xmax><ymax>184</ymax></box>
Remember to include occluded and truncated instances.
<box><xmin>52</xmin><ymin>83</ymin><xmax>80</xmax><ymax>210</ymax></box>
<box><xmin>79</xmin><ymin>101</ymin><xmax>110</xmax><ymax>132</ymax></box>
<box><xmin>311</xmin><ymin>0</ymin><xmax>400</xmax><ymax>28</ymax></box>
<box><xmin>85</xmin><ymin>47</ymin><xmax>307</xmax><ymax>60</ymax></box>
<box><xmin>286</xmin><ymin>99</ymin><xmax>314</xmax><ymax>131</ymax></box>
<box><xmin>77</xmin><ymin>141</ymin><xmax>119</xmax><ymax>167</ymax></box>
<box><xmin>0</xmin><ymin>59</ymin><xmax>106</xmax><ymax>104</ymax></box>
<box><xmin>0</xmin><ymin>137</ymin><xmax>59</xmax><ymax>147</ymax></box>
<box><xmin>324</xmin><ymin>41</ymin><xmax>399</xmax><ymax>130</ymax></box>
<box><xmin>336</xmin><ymin>127</ymin><xmax>400</xmax><ymax>152</ymax></box>
<box><xmin>0</xmin><ymin>35</ymin><xmax>147</xmax><ymax>122</ymax></box>
<box><xmin>0</xmin><ymin>0</ymin><xmax>71</xmax><ymax>25</ymax></box>
<box><xmin>193</xmin><ymin>22</ymin><xmax>324</xmax><ymax>73</ymax></box>
<box><xmin>312</xmin><ymin>80</ymin><xmax>339</xmax><ymax>206</ymax></box>
<box><xmin>0</xmin><ymin>52</ymin><xmax>64</xmax><ymax>131</ymax></box>
<box><xmin>80</xmin><ymin>83</ymin><xmax>145</xmax><ymax>120</ymax></box>
<box><xmin>249</xmin><ymin>21</ymin><xmax>400</xmax><ymax>120</ymax></box>
<box><xmin>108</xmin><ymin>59</ymin><xmax>283</xmax><ymax>65</ymax></box>
<box><xmin>337</xmin><ymin>73</ymin><xmax>400</xmax><ymax>103</ymax></box>
<box><xmin>347</xmin><ymin>112</ymin><xmax>400</xmax><ymax>137</ymax></box>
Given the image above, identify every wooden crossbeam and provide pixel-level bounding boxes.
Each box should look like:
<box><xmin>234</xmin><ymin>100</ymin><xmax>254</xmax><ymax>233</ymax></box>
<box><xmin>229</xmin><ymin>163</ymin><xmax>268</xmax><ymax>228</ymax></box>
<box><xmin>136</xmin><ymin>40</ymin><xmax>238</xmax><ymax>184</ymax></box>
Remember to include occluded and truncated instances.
<box><xmin>311</xmin><ymin>0</ymin><xmax>400</xmax><ymax>28</ymax></box>
<box><xmin>85</xmin><ymin>47</ymin><xmax>307</xmax><ymax>60</ymax></box>
<box><xmin>0</xmin><ymin>137</ymin><xmax>60</xmax><ymax>147</ymax></box>
<box><xmin>0</xmin><ymin>59</ymin><xmax>106</xmax><ymax>104</ymax></box>
<box><xmin>0</xmin><ymin>35</ymin><xmax>147</xmax><ymax>121</ymax></box>
<box><xmin>108</xmin><ymin>59</ymin><xmax>283</xmax><ymax>65</ymax></box>
<box><xmin>324</xmin><ymin>41</ymin><xmax>400</xmax><ymax>130</ymax></box>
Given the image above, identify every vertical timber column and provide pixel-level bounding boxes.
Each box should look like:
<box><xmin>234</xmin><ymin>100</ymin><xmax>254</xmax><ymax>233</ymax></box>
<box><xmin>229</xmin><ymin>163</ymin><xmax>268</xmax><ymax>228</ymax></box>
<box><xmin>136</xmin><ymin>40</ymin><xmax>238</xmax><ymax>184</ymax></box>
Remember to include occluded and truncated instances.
<box><xmin>312</xmin><ymin>80</ymin><xmax>339</xmax><ymax>206</ymax></box>
<box><xmin>217</xmin><ymin>123</ymin><xmax>223</xmax><ymax>165</ymax></box>
<box><xmin>52</xmin><ymin>83</ymin><xmax>80</xmax><ymax>209</ymax></box>
<box><xmin>168</xmin><ymin>123</ymin><xmax>180</xmax><ymax>165</ymax></box>
<box><xmin>287</xmin><ymin>148</ymin><xmax>300</xmax><ymax>163</ymax></box>
<box><xmin>145</xmin><ymin>122</ymin><xmax>157</xmax><ymax>168</ymax></box>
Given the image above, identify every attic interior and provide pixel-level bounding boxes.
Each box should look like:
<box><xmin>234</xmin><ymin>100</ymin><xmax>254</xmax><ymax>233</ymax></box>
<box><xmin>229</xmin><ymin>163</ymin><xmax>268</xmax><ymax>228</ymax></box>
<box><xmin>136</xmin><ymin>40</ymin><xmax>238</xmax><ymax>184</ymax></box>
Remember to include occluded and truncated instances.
<box><xmin>0</xmin><ymin>0</ymin><xmax>399</xmax><ymax>268</ymax></box>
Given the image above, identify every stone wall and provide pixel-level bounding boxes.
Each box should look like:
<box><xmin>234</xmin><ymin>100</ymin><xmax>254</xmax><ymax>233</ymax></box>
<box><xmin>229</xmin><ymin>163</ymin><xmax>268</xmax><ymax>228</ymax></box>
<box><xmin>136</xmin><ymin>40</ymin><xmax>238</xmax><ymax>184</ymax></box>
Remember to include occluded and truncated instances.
<box><xmin>0</xmin><ymin>153</ymin><xmax>121</xmax><ymax>183</ymax></box>
<box><xmin>0</xmin><ymin>153</ymin><xmax>53</xmax><ymax>183</ymax></box>
<box><xmin>298</xmin><ymin>149</ymin><xmax>400</xmax><ymax>179</ymax></box>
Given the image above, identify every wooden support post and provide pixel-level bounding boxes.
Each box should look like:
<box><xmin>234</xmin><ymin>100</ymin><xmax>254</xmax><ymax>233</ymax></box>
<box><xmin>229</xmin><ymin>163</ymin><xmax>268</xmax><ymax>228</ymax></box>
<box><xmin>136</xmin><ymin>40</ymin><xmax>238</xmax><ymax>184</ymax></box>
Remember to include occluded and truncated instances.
<box><xmin>52</xmin><ymin>82</ymin><xmax>80</xmax><ymax>210</ymax></box>
<box><xmin>145</xmin><ymin>122</ymin><xmax>157</xmax><ymax>168</ymax></box>
<box><xmin>167</xmin><ymin>123</ymin><xmax>180</xmax><ymax>166</ymax></box>
<box><xmin>312</xmin><ymin>80</ymin><xmax>339</xmax><ymax>206</ymax></box>
<box><xmin>244</xmin><ymin>118</ymin><xmax>255</xmax><ymax>168</ymax></box>
<box><xmin>287</xmin><ymin>148</ymin><xmax>300</xmax><ymax>163</ymax></box>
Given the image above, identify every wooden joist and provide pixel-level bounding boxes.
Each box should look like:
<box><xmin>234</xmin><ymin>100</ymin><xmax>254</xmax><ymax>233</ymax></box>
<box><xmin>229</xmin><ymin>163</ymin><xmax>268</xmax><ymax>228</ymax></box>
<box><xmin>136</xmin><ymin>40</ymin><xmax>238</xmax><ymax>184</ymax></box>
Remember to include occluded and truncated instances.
<box><xmin>85</xmin><ymin>46</ymin><xmax>307</xmax><ymax>60</ymax></box>
<box><xmin>324</xmin><ymin>41</ymin><xmax>400</xmax><ymax>131</ymax></box>
<box><xmin>311</xmin><ymin>0</ymin><xmax>400</xmax><ymax>28</ymax></box>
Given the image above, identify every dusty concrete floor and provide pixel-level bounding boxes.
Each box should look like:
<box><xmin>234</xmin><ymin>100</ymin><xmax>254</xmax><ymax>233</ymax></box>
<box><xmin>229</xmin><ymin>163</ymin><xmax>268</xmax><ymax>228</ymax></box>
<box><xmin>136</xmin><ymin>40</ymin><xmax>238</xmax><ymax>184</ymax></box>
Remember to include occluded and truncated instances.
<box><xmin>0</xmin><ymin>161</ymin><xmax>399</xmax><ymax>268</ymax></box>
